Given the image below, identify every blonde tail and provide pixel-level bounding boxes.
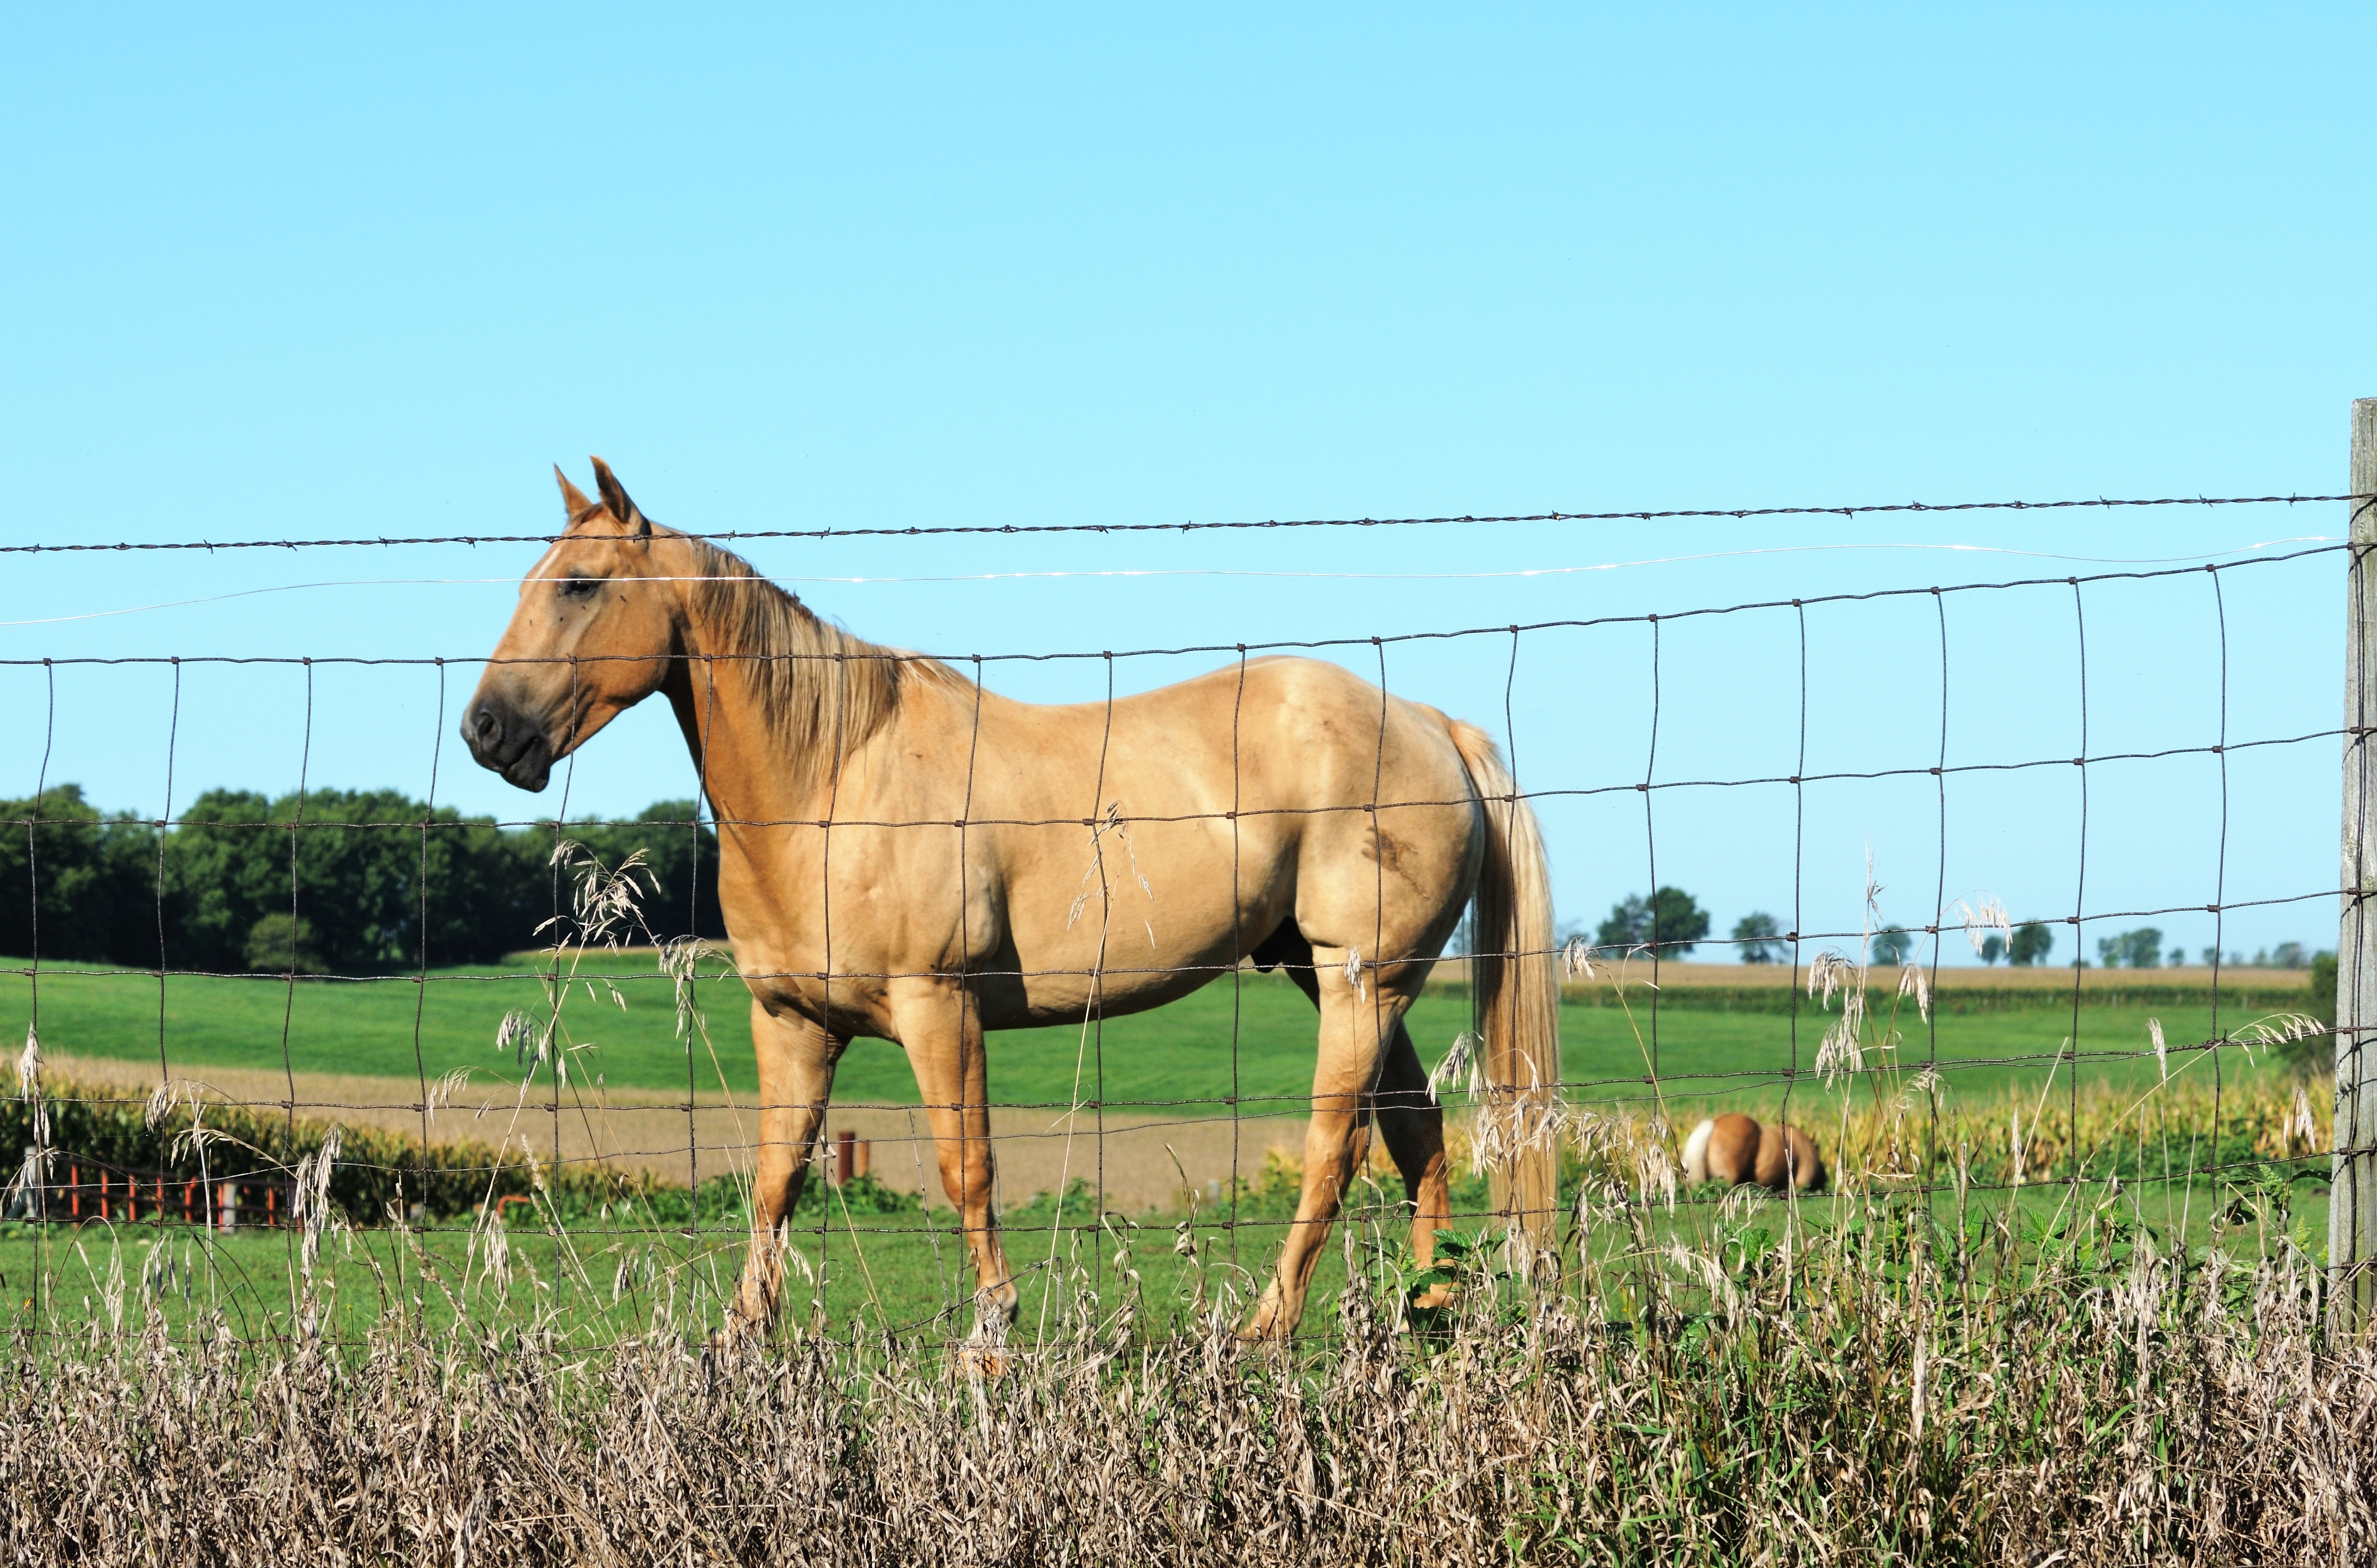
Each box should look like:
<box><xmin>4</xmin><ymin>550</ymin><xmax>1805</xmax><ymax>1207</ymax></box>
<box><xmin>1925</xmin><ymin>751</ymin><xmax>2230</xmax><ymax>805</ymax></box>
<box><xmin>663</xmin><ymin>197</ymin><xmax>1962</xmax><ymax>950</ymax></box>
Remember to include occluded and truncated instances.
<box><xmin>1448</xmin><ymin>720</ymin><xmax>1562</xmax><ymax>1254</ymax></box>
<box><xmin>1682</xmin><ymin>1118</ymin><xmax>1718</xmax><ymax>1184</ymax></box>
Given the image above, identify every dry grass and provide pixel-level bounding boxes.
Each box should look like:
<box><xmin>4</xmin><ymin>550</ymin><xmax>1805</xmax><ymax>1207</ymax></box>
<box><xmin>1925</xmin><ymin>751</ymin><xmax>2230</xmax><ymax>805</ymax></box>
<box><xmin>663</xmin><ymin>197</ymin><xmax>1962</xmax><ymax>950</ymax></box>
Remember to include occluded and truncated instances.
<box><xmin>0</xmin><ymin>1044</ymin><xmax>2354</xmax><ymax>1563</ymax></box>
<box><xmin>1</xmin><ymin>1162</ymin><xmax>2371</xmax><ymax>1566</ymax></box>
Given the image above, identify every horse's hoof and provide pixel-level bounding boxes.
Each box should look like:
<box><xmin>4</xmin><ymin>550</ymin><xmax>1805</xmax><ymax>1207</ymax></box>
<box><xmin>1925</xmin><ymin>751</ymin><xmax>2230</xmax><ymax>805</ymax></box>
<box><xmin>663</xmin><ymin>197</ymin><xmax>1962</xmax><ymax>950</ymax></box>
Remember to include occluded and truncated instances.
<box><xmin>708</xmin><ymin>1314</ymin><xmax>766</xmax><ymax>1359</ymax></box>
<box><xmin>1234</xmin><ymin>1312</ymin><xmax>1289</xmax><ymax>1345</ymax></box>
<box><xmin>957</xmin><ymin>1342</ymin><xmax>1011</xmax><ymax>1378</ymax></box>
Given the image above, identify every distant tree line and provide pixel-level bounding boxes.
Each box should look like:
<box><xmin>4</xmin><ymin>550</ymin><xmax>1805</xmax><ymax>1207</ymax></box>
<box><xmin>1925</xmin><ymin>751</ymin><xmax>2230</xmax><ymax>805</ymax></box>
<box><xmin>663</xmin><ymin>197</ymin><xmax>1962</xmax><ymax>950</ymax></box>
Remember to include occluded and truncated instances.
<box><xmin>2086</xmin><ymin>926</ymin><xmax>2318</xmax><ymax>971</ymax></box>
<box><xmin>1570</xmin><ymin>891</ymin><xmax>2326</xmax><ymax>976</ymax></box>
<box><xmin>1579</xmin><ymin>889</ymin><xmax>1954</xmax><ymax>970</ymax></box>
<box><xmin>0</xmin><ymin>784</ymin><xmax>723</xmax><ymax>973</ymax></box>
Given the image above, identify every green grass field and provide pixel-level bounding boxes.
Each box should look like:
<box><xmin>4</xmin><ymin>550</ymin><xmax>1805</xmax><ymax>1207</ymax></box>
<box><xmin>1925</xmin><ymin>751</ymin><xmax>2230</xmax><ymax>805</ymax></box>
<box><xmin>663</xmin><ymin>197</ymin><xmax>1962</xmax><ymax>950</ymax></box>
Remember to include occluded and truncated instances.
<box><xmin>0</xmin><ymin>951</ymin><xmax>2325</xmax><ymax>1346</ymax></box>
<box><xmin>0</xmin><ymin>954</ymin><xmax>2301</xmax><ymax>1117</ymax></box>
<box><xmin>0</xmin><ymin>1163</ymin><xmax>2324</xmax><ymax>1351</ymax></box>
<box><xmin>0</xmin><ymin>1184</ymin><xmax>1367</xmax><ymax>1346</ymax></box>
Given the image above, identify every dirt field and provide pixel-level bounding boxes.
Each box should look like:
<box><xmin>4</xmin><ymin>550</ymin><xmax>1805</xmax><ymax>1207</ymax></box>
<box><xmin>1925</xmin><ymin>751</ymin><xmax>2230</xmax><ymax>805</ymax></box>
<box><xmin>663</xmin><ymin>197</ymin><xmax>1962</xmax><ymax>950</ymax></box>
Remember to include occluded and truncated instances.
<box><xmin>47</xmin><ymin>1052</ymin><xmax>1311</xmax><ymax>1214</ymax></box>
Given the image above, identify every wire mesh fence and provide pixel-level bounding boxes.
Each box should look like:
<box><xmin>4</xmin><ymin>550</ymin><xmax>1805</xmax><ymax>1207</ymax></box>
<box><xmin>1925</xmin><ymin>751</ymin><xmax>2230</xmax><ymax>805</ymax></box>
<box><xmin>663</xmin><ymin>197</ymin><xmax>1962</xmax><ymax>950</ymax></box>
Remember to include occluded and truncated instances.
<box><xmin>0</xmin><ymin>486</ymin><xmax>2358</xmax><ymax>1354</ymax></box>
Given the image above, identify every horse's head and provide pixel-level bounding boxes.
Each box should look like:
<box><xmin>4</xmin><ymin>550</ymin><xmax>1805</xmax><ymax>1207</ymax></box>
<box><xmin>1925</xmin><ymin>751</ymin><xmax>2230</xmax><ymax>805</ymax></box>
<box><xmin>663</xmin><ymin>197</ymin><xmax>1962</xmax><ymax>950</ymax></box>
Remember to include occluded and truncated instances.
<box><xmin>462</xmin><ymin>459</ymin><xmax>688</xmax><ymax>791</ymax></box>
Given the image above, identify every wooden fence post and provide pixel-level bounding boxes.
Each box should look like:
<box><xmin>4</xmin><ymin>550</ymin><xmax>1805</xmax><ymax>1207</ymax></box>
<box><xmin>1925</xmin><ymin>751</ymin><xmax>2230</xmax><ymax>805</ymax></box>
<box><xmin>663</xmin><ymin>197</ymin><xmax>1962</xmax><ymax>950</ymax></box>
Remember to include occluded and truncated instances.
<box><xmin>2335</xmin><ymin>397</ymin><xmax>2377</xmax><ymax>1329</ymax></box>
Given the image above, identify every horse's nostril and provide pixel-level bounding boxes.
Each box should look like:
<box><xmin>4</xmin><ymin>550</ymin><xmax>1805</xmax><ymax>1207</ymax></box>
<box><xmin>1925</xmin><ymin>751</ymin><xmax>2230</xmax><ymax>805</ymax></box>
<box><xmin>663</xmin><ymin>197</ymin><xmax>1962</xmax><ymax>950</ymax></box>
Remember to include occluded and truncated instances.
<box><xmin>467</xmin><ymin>706</ymin><xmax>502</xmax><ymax>748</ymax></box>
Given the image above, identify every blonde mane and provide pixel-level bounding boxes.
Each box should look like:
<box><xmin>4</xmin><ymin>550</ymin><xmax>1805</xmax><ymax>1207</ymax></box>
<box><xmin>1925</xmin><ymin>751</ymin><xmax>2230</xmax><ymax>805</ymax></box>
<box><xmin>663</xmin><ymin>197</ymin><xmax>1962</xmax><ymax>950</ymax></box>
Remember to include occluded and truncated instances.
<box><xmin>679</xmin><ymin>535</ymin><xmax>958</xmax><ymax>790</ymax></box>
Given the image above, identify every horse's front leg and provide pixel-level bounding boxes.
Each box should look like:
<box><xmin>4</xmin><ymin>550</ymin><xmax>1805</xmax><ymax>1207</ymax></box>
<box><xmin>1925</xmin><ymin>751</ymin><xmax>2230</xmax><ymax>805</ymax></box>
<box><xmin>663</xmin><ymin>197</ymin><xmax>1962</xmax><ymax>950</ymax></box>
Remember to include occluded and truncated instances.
<box><xmin>889</xmin><ymin>981</ymin><xmax>1019</xmax><ymax>1340</ymax></box>
<box><xmin>725</xmin><ymin>999</ymin><xmax>843</xmax><ymax>1336</ymax></box>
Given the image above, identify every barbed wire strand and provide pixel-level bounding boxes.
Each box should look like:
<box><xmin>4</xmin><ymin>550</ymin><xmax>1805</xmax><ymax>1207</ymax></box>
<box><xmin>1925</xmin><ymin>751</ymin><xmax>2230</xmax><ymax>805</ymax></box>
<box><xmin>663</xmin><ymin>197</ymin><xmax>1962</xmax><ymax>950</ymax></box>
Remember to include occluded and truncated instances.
<box><xmin>0</xmin><ymin>490</ymin><xmax>2362</xmax><ymax>556</ymax></box>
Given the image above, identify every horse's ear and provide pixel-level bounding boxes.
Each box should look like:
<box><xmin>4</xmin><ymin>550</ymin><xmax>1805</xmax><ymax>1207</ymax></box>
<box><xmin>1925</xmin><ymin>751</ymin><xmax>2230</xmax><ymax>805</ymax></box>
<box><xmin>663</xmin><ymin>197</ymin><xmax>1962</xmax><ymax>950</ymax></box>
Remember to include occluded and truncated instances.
<box><xmin>555</xmin><ymin>465</ymin><xmax>597</xmax><ymax>522</ymax></box>
<box><xmin>588</xmin><ymin>456</ymin><xmax>652</xmax><ymax>541</ymax></box>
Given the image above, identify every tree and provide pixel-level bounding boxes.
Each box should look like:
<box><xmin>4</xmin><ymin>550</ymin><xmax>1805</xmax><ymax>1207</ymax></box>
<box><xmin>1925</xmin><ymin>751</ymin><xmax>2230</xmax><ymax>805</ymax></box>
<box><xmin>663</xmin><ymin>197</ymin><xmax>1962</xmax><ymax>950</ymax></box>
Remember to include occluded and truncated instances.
<box><xmin>1597</xmin><ymin>886</ymin><xmax>1711</xmax><ymax>957</ymax></box>
<box><xmin>244</xmin><ymin>911</ymin><xmax>324</xmax><ymax>974</ymax></box>
<box><xmin>2287</xmin><ymin>949</ymin><xmax>2343</xmax><ymax>1076</ymax></box>
<box><xmin>1597</xmin><ymin>896</ymin><xmax>1648</xmax><ymax>951</ymax></box>
<box><xmin>2095</xmin><ymin>927</ymin><xmax>2163</xmax><ymax>970</ymax></box>
<box><xmin>2271</xmin><ymin>941</ymin><xmax>2308</xmax><ymax>970</ymax></box>
<box><xmin>0</xmin><ymin>780</ymin><xmax>725</xmax><ymax>975</ymax></box>
<box><xmin>0</xmin><ymin>785</ymin><xmax>160</xmax><ymax>965</ymax></box>
<box><xmin>2008</xmin><ymin>921</ymin><xmax>2054</xmax><ymax>967</ymax></box>
<box><xmin>167</xmin><ymin>788</ymin><xmax>552</xmax><ymax>973</ymax></box>
<box><xmin>1642</xmin><ymin>887</ymin><xmax>1710</xmax><ymax>958</ymax></box>
<box><xmin>1871</xmin><ymin>925</ymin><xmax>1915</xmax><ymax>966</ymax></box>
<box><xmin>2312</xmin><ymin>950</ymin><xmax>2339</xmax><ymax>1031</ymax></box>
<box><xmin>1979</xmin><ymin>933</ymin><xmax>2005</xmax><ymax>966</ymax></box>
<box><xmin>1731</xmin><ymin>910</ymin><xmax>1784</xmax><ymax>964</ymax></box>
<box><xmin>567</xmin><ymin>800</ymin><xmax>726</xmax><ymax>942</ymax></box>
<box><xmin>2168</xmin><ymin>948</ymin><xmax>2186</xmax><ymax>968</ymax></box>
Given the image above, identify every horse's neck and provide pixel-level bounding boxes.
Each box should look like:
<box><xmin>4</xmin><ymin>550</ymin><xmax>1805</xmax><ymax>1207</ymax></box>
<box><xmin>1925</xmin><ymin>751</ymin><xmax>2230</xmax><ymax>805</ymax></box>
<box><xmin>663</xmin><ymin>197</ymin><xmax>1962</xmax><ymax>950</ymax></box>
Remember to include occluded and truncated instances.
<box><xmin>662</xmin><ymin>655</ymin><xmax>833</xmax><ymax>830</ymax></box>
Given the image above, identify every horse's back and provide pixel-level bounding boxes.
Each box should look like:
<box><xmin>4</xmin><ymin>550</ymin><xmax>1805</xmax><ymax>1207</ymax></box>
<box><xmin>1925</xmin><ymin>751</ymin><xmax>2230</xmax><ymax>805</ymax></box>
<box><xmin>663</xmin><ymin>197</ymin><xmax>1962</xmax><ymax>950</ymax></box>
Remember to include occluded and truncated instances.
<box><xmin>940</xmin><ymin>653</ymin><xmax>1486</xmax><ymax>1019</ymax></box>
<box><xmin>1115</xmin><ymin>654</ymin><xmax>1471</xmax><ymax>808</ymax></box>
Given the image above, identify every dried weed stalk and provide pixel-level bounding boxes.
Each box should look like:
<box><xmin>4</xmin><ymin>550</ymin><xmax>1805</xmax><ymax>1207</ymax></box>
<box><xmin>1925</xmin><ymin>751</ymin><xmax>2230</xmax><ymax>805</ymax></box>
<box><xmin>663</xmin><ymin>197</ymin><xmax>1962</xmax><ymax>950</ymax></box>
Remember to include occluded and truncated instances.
<box><xmin>1</xmin><ymin>1174</ymin><xmax>2371</xmax><ymax>1566</ymax></box>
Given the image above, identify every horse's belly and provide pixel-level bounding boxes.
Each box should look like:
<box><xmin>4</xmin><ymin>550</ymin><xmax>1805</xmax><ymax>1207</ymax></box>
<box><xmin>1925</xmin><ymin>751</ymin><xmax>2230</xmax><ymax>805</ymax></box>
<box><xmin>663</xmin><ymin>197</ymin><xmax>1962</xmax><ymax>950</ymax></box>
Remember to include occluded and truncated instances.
<box><xmin>981</xmin><ymin>960</ymin><xmax>1227</xmax><ymax>1032</ymax></box>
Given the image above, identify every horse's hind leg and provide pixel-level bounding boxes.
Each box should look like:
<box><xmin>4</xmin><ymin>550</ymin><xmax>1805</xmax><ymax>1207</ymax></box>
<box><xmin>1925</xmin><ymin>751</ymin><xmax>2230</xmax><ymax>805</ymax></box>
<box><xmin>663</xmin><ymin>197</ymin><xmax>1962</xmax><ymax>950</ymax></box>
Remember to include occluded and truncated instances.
<box><xmin>1370</xmin><ymin>1019</ymin><xmax>1451</xmax><ymax>1285</ymax></box>
<box><xmin>1253</xmin><ymin>924</ymin><xmax>1447</xmax><ymax>1271</ymax></box>
<box><xmin>1242</xmin><ymin>948</ymin><xmax>1414</xmax><ymax>1340</ymax></box>
<box><xmin>727</xmin><ymin>1000</ymin><xmax>843</xmax><ymax>1335</ymax></box>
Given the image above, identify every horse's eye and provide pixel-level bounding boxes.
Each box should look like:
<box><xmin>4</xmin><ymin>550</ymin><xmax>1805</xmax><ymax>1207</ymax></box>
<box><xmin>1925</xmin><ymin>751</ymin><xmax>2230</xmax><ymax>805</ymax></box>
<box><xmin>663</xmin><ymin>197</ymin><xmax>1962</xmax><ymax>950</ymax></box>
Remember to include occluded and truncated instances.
<box><xmin>560</xmin><ymin>577</ymin><xmax>600</xmax><ymax>600</ymax></box>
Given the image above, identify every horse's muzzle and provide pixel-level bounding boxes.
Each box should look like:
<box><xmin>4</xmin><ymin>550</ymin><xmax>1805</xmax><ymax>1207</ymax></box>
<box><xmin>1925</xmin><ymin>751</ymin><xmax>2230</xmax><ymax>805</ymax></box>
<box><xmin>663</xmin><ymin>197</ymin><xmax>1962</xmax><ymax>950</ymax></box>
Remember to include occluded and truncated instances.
<box><xmin>461</xmin><ymin>698</ymin><xmax>555</xmax><ymax>792</ymax></box>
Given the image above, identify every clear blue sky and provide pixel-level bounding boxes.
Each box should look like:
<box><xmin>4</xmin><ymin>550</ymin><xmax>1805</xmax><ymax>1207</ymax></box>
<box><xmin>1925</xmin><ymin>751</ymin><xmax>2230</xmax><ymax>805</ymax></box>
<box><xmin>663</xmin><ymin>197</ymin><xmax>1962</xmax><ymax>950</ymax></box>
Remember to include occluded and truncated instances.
<box><xmin>1</xmin><ymin>6</ymin><xmax>2367</xmax><ymax>964</ymax></box>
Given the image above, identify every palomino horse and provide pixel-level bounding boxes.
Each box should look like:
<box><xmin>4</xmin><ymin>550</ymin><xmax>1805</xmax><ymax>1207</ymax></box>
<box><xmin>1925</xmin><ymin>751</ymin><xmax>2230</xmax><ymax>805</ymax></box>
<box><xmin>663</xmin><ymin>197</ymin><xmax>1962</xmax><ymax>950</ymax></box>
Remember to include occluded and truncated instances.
<box><xmin>1681</xmin><ymin>1113</ymin><xmax>1825</xmax><ymax>1192</ymax></box>
<box><xmin>462</xmin><ymin>461</ymin><xmax>1559</xmax><ymax>1342</ymax></box>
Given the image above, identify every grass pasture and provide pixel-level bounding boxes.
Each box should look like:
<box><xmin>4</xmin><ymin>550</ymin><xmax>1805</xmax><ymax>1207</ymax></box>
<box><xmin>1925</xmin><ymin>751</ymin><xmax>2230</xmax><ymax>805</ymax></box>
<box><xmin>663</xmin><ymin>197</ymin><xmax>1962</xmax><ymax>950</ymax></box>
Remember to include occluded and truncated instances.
<box><xmin>0</xmin><ymin>1134</ymin><xmax>2330</xmax><ymax>1350</ymax></box>
<box><xmin>0</xmin><ymin>953</ymin><xmax>2317</xmax><ymax>1126</ymax></box>
<box><xmin>0</xmin><ymin>1038</ymin><xmax>2335</xmax><ymax>1349</ymax></box>
<box><xmin>0</xmin><ymin>950</ymin><xmax>2327</xmax><ymax>1262</ymax></box>
<box><xmin>0</xmin><ymin>952</ymin><xmax>2325</xmax><ymax>1247</ymax></box>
